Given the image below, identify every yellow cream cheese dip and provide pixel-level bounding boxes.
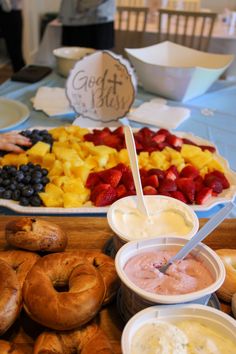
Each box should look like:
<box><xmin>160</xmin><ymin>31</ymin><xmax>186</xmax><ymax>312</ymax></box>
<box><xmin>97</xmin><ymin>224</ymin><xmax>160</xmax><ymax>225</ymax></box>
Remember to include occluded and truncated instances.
<box><xmin>112</xmin><ymin>197</ymin><xmax>196</xmax><ymax>240</ymax></box>
<box><xmin>131</xmin><ymin>320</ymin><xmax>236</xmax><ymax>354</ymax></box>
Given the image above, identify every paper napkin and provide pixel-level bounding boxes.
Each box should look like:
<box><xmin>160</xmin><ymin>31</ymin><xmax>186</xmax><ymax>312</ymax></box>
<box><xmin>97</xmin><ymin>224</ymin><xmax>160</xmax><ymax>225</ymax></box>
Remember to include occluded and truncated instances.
<box><xmin>127</xmin><ymin>98</ymin><xmax>190</xmax><ymax>129</ymax></box>
<box><xmin>32</xmin><ymin>87</ymin><xmax>75</xmax><ymax>117</ymax></box>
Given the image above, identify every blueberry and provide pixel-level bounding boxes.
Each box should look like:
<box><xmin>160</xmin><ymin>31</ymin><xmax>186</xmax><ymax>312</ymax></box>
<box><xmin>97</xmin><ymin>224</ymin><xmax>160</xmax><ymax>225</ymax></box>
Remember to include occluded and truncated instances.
<box><xmin>33</xmin><ymin>183</ymin><xmax>44</xmax><ymax>192</ymax></box>
<box><xmin>27</xmin><ymin>162</ymin><xmax>34</xmax><ymax>168</ymax></box>
<box><xmin>1</xmin><ymin>172</ymin><xmax>8</xmax><ymax>179</ymax></box>
<box><xmin>16</xmin><ymin>171</ymin><xmax>24</xmax><ymax>182</ymax></box>
<box><xmin>41</xmin><ymin>177</ymin><xmax>50</xmax><ymax>185</ymax></box>
<box><xmin>0</xmin><ymin>177</ymin><xmax>3</xmax><ymax>185</ymax></box>
<box><xmin>2</xmin><ymin>190</ymin><xmax>12</xmax><ymax>199</ymax></box>
<box><xmin>0</xmin><ymin>186</ymin><xmax>5</xmax><ymax>196</ymax></box>
<box><xmin>41</xmin><ymin>168</ymin><xmax>48</xmax><ymax>176</ymax></box>
<box><xmin>30</xmin><ymin>195</ymin><xmax>42</xmax><ymax>206</ymax></box>
<box><xmin>19</xmin><ymin>197</ymin><xmax>30</xmax><ymax>206</ymax></box>
<box><xmin>17</xmin><ymin>183</ymin><xmax>24</xmax><ymax>190</ymax></box>
<box><xmin>9</xmin><ymin>183</ymin><xmax>17</xmax><ymax>191</ymax></box>
<box><xmin>22</xmin><ymin>175</ymin><xmax>31</xmax><ymax>184</ymax></box>
<box><xmin>2</xmin><ymin>179</ymin><xmax>11</xmax><ymax>186</ymax></box>
<box><xmin>34</xmin><ymin>164</ymin><xmax>42</xmax><ymax>171</ymax></box>
<box><xmin>32</xmin><ymin>171</ymin><xmax>43</xmax><ymax>179</ymax></box>
<box><xmin>22</xmin><ymin>186</ymin><xmax>34</xmax><ymax>197</ymax></box>
<box><xmin>12</xmin><ymin>190</ymin><xmax>21</xmax><ymax>201</ymax></box>
<box><xmin>20</xmin><ymin>164</ymin><xmax>29</xmax><ymax>172</ymax></box>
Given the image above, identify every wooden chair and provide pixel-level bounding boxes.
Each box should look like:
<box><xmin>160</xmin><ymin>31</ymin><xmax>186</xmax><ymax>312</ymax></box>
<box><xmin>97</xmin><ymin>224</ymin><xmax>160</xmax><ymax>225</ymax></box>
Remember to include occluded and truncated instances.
<box><xmin>114</xmin><ymin>6</ymin><xmax>149</xmax><ymax>55</ymax></box>
<box><xmin>161</xmin><ymin>0</ymin><xmax>201</xmax><ymax>11</ymax></box>
<box><xmin>116</xmin><ymin>0</ymin><xmax>146</xmax><ymax>6</ymax></box>
<box><xmin>158</xmin><ymin>8</ymin><xmax>217</xmax><ymax>51</ymax></box>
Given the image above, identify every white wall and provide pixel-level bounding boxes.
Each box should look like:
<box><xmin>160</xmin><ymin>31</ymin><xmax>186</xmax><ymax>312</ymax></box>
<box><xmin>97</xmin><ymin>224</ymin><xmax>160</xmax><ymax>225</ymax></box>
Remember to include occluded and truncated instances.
<box><xmin>23</xmin><ymin>0</ymin><xmax>61</xmax><ymax>63</ymax></box>
<box><xmin>201</xmin><ymin>0</ymin><xmax>236</xmax><ymax>13</ymax></box>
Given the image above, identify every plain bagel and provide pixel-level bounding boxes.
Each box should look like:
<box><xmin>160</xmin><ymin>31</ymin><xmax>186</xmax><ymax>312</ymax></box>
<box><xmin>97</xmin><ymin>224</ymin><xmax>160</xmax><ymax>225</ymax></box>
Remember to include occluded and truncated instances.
<box><xmin>0</xmin><ymin>250</ymin><xmax>39</xmax><ymax>288</ymax></box>
<box><xmin>0</xmin><ymin>260</ymin><xmax>21</xmax><ymax>335</ymax></box>
<box><xmin>23</xmin><ymin>252</ymin><xmax>107</xmax><ymax>330</ymax></box>
<box><xmin>5</xmin><ymin>217</ymin><xmax>67</xmax><ymax>252</ymax></box>
<box><xmin>33</xmin><ymin>322</ymin><xmax>114</xmax><ymax>354</ymax></box>
<box><xmin>216</xmin><ymin>249</ymin><xmax>236</xmax><ymax>302</ymax></box>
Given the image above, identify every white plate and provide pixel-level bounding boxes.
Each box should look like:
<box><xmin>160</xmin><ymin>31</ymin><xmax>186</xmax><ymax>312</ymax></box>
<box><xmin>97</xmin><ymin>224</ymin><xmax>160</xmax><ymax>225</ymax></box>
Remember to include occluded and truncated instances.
<box><xmin>0</xmin><ymin>128</ymin><xmax>235</xmax><ymax>214</ymax></box>
<box><xmin>0</xmin><ymin>98</ymin><xmax>30</xmax><ymax>132</ymax></box>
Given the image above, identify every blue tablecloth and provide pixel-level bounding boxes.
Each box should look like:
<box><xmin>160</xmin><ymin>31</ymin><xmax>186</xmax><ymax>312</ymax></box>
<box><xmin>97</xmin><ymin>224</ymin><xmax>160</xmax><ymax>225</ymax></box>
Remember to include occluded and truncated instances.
<box><xmin>0</xmin><ymin>73</ymin><xmax>236</xmax><ymax>217</ymax></box>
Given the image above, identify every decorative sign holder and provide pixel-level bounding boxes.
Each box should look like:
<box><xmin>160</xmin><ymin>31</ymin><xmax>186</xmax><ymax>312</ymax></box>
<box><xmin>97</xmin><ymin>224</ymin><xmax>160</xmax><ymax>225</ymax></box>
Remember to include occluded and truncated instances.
<box><xmin>66</xmin><ymin>51</ymin><xmax>137</xmax><ymax>124</ymax></box>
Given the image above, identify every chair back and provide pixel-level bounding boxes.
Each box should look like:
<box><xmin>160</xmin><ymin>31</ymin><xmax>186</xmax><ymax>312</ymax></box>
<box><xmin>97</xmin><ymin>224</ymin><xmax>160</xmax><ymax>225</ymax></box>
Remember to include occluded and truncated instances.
<box><xmin>116</xmin><ymin>0</ymin><xmax>146</xmax><ymax>6</ymax></box>
<box><xmin>114</xmin><ymin>6</ymin><xmax>149</xmax><ymax>55</ymax></box>
<box><xmin>161</xmin><ymin>0</ymin><xmax>201</xmax><ymax>11</ymax></box>
<box><xmin>116</xmin><ymin>6</ymin><xmax>149</xmax><ymax>32</ymax></box>
<box><xmin>158</xmin><ymin>8</ymin><xmax>217</xmax><ymax>51</ymax></box>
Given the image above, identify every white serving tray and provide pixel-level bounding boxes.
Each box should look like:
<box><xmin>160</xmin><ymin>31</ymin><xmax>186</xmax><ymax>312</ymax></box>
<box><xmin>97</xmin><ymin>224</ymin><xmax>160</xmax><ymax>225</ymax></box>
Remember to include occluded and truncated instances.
<box><xmin>0</xmin><ymin>128</ymin><xmax>235</xmax><ymax>214</ymax></box>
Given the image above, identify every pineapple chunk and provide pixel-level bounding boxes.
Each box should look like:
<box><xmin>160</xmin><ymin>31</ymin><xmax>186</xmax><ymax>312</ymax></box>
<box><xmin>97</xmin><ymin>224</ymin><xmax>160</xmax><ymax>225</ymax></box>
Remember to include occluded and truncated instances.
<box><xmin>42</xmin><ymin>153</ymin><xmax>55</xmax><ymax>169</ymax></box>
<box><xmin>62</xmin><ymin>178</ymin><xmax>86</xmax><ymax>194</ymax></box>
<box><xmin>181</xmin><ymin>144</ymin><xmax>202</xmax><ymax>160</ymax></box>
<box><xmin>45</xmin><ymin>183</ymin><xmax>63</xmax><ymax>197</ymax></box>
<box><xmin>1</xmin><ymin>153</ymin><xmax>28</xmax><ymax>167</ymax></box>
<box><xmin>27</xmin><ymin>141</ymin><xmax>50</xmax><ymax>157</ymax></box>
<box><xmin>72</xmin><ymin>165</ymin><xmax>91</xmax><ymax>183</ymax></box>
<box><xmin>63</xmin><ymin>191</ymin><xmax>90</xmax><ymax>208</ymax></box>
<box><xmin>39</xmin><ymin>192</ymin><xmax>63</xmax><ymax>207</ymax></box>
<box><xmin>48</xmin><ymin>160</ymin><xmax>63</xmax><ymax>177</ymax></box>
<box><xmin>118</xmin><ymin>149</ymin><xmax>129</xmax><ymax>165</ymax></box>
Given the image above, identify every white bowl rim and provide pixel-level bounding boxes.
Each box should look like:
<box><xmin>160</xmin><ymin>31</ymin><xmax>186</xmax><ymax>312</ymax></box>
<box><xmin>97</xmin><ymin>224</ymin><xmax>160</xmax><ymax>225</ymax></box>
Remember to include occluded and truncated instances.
<box><xmin>115</xmin><ymin>236</ymin><xmax>226</xmax><ymax>304</ymax></box>
<box><xmin>53</xmin><ymin>46</ymin><xmax>95</xmax><ymax>59</ymax></box>
<box><xmin>107</xmin><ymin>195</ymin><xmax>199</xmax><ymax>242</ymax></box>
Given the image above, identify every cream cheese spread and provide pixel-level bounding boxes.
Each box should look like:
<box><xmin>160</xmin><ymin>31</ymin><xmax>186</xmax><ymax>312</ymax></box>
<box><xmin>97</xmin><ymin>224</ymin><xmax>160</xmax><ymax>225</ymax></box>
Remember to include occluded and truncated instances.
<box><xmin>112</xmin><ymin>197</ymin><xmax>195</xmax><ymax>240</ymax></box>
<box><xmin>131</xmin><ymin>320</ymin><xmax>236</xmax><ymax>354</ymax></box>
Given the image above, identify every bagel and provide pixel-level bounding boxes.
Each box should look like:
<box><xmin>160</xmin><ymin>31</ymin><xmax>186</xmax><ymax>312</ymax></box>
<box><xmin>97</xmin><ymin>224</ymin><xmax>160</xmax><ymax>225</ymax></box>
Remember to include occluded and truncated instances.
<box><xmin>33</xmin><ymin>322</ymin><xmax>114</xmax><ymax>354</ymax></box>
<box><xmin>5</xmin><ymin>218</ymin><xmax>67</xmax><ymax>252</ymax></box>
<box><xmin>23</xmin><ymin>252</ymin><xmax>107</xmax><ymax>330</ymax></box>
<box><xmin>0</xmin><ymin>260</ymin><xmax>21</xmax><ymax>335</ymax></box>
<box><xmin>216</xmin><ymin>249</ymin><xmax>236</xmax><ymax>302</ymax></box>
<box><xmin>0</xmin><ymin>340</ymin><xmax>32</xmax><ymax>354</ymax></box>
<box><xmin>0</xmin><ymin>250</ymin><xmax>40</xmax><ymax>288</ymax></box>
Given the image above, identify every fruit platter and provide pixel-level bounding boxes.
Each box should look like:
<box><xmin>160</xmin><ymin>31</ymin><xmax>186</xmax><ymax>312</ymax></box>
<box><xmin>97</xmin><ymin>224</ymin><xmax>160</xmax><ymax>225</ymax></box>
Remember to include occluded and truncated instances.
<box><xmin>0</xmin><ymin>125</ymin><xmax>235</xmax><ymax>214</ymax></box>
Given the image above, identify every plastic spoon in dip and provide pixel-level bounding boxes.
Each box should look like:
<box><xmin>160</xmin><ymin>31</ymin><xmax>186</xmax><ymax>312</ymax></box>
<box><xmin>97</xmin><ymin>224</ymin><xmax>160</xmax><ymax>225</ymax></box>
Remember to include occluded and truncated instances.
<box><xmin>124</xmin><ymin>125</ymin><xmax>149</xmax><ymax>217</ymax></box>
<box><xmin>159</xmin><ymin>201</ymin><xmax>235</xmax><ymax>274</ymax></box>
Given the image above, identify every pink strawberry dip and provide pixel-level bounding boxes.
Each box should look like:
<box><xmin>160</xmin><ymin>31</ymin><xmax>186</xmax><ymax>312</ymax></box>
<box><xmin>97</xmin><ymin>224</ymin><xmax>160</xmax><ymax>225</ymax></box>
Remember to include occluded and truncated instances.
<box><xmin>124</xmin><ymin>248</ymin><xmax>214</xmax><ymax>295</ymax></box>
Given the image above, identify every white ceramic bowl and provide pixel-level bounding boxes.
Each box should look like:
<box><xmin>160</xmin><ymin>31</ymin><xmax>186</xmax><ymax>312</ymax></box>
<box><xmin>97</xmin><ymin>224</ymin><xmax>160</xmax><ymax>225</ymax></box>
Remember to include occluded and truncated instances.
<box><xmin>53</xmin><ymin>47</ymin><xmax>95</xmax><ymax>77</ymax></box>
<box><xmin>125</xmin><ymin>41</ymin><xmax>234</xmax><ymax>102</ymax></box>
<box><xmin>115</xmin><ymin>237</ymin><xmax>225</xmax><ymax>318</ymax></box>
<box><xmin>107</xmin><ymin>195</ymin><xmax>199</xmax><ymax>251</ymax></box>
<box><xmin>122</xmin><ymin>304</ymin><xmax>236</xmax><ymax>354</ymax></box>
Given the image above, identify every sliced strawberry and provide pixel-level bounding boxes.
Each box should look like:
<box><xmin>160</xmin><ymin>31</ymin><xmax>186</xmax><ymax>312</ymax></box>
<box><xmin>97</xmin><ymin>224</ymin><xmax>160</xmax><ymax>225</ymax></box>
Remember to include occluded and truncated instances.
<box><xmin>85</xmin><ymin>172</ymin><xmax>101</xmax><ymax>189</ymax></box>
<box><xmin>116</xmin><ymin>184</ymin><xmax>127</xmax><ymax>199</ymax></box>
<box><xmin>90</xmin><ymin>183</ymin><xmax>110</xmax><ymax>203</ymax></box>
<box><xmin>142</xmin><ymin>175</ymin><xmax>159</xmax><ymax>188</ymax></box>
<box><xmin>147</xmin><ymin>168</ymin><xmax>165</xmax><ymax>181</ymax></box>
<box><xmin>204</xmin><ymin>175</ymin><xmax>223</xmax><ymax>194</ymax></box>
<box><xmin>103</xmin><ymin>134</ymin><xmax>122</xmax><ymax>149</ymax></box>
<box><xmin>115</xmin><ymin>163</ymin><xmax>129</xmax><ymax>174</ymax></box>
<box><xmin>199</xmin><ymin>145</ymin><xmax>216</xmax><ymax>153</ymax></box>
<box><xmin>113</xmin><ymin>126</ymin><xmax>124</xmax><ymax>136</ymax></box>
<box><xmin>152</xmin><ymin>133</ymin><xmax>166</xmax><ymax>144</ymax></box>
<box><xmin>99</xmin><ymin>168</ymin><xmax>122</xmax><ymax>188</ymax></box>
<box><xmin>155</xmin><ymin>142</ymin><xmax>170</xmax><ymax>151</ymax></box>
<box><xmin>140</xmin><ymin>168</ymin><xmax>148</xmax><ymax>178</ymax></box>
<box><xmin>195</xmin><ymin>187</ymin><xmax>212</xmax><ymax>205</ymax></box>
<box><xmin>180</xmin><ymin>165</ymin><xmax>199</xmax><ymax>179</ymax></box>
<box><xmin>121</xmin><ymin>169</ymin><xmax>135</xmax><ymax>191</ymax></box>
<box><xmin>170</xmin><ymin>191</ymin><xmax>187</xmax><ymax>203</ymax></box>
<box><xmin>158</xmin><ymin>179</ymin><xmax>177</xmax><ymax>193</ymax></box>
<box><xmin>176</xmin><ymin>177</ymin><xmax>195</xmax><ymax>204</ymax></box>
<box><xmin>94</xmin><ymin>186</ymin><xmax>117</xmax><ymax>206</ymax></box>
<box><xmin>206</xmin><ymin>171</ymin><xmax>230</xmax><ymax>189</ymax></box>
<box><xmin>158</xmin><ymin>191</ymin><xmax>171</xmax><ymax>197</ymax></box>
<box><xmin>194</xmin><ymin>175</ymin><xmax>204</xmax><ymax>192</ymax></box>
<box><xmin>165</xmin><ymin>165</ymin><xmax>179</xmax><ymax>180</ymax></box>
<box><xmin>166</xmin><ymin>134</ymin><xmax>183</xmax><ymax>148</ymax></box>
<box><xmin>157</xmin><ymin>128</ymin><xmax>170</xmax><ymax>136</ymax></box>
<box><xmin>143</xmin><ymin>186</ymin><xmax>157</xmax><ymax>195</ymax></box>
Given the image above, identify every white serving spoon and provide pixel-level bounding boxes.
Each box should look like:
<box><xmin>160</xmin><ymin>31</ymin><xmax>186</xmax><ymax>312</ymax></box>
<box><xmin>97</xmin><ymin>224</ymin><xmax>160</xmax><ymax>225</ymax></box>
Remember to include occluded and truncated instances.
<box><xmin>159</xmin><ymin>201</ymin><xmax>235</xmax><ymax>274</ymax></box>
<box><xmin>124</xmin><ymin>125</ymin><xmax>149</xmax><ymax>217</ymax></box>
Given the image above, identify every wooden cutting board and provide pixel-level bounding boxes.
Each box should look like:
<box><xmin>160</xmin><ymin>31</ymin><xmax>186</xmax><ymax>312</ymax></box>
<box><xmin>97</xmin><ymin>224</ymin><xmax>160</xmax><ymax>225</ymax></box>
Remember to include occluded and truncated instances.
<box><xmin>0</xmin><ymin>216</ymin><xmax>236</xmax><ymax>353</ymax></box>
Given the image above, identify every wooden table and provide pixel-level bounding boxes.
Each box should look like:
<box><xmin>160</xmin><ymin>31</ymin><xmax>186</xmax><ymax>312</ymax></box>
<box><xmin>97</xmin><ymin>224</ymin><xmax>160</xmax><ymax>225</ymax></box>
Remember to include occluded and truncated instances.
<box><xmin>0</xmin><ymin>216</ymin><xmax>236</xmax><ymax>352</ymax></box>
